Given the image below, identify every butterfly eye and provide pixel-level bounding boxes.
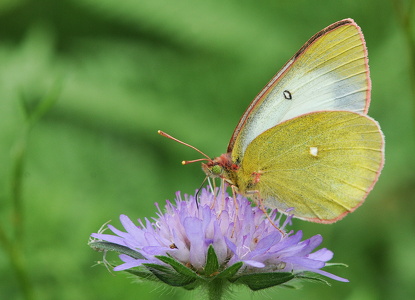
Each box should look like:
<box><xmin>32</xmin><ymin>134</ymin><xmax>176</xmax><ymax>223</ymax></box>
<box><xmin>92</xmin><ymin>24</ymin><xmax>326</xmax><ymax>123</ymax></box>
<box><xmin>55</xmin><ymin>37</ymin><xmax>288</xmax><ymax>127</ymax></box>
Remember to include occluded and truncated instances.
<box><xmin>211</xmin><ymin>165</ymin><xmax>223</xmax><ymax>175</ymax></box>
<box><xmin>283</xmin><ymin>90</ymin><xmax>292</xmax><ymax>100</ymax></box>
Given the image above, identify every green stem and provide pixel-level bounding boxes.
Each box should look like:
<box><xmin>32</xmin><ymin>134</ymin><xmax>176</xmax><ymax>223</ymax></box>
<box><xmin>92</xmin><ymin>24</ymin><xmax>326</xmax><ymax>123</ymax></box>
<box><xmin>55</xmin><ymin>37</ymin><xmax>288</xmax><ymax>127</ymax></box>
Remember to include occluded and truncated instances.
<box><xmin>11</xmin><ymin>130</ymin><xmax>28</xmax><ymax>242</ymax></box>
<box><xmin>0</xmin><ymin>127</ymin><xmax>32</xmax><ymax>300</ymax></box>
<box><xmin>5</xmin><ymin>128</ymin><xmax>34</xmax><ymax>300</ymax></box>
<box><xmin>0</xmin><ymin>82</ymin><xmax>61</xmax><ymax>300</ymax></box>
<box><xmin>207</xmin><ymin>279</ymin><xmax>226</xmax><ymax>300</ymax></box>
<box><xmin>0</xmin><ymin>227</ymin><xmax>34</xmax><ymax>300</ymax></box>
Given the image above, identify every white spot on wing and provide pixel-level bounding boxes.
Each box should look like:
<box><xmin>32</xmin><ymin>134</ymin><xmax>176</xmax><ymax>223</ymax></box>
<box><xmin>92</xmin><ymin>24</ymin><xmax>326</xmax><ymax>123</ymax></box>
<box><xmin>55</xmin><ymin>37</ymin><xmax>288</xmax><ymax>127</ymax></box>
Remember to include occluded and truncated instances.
<box><xmin>310</xmin><ymin>146</ymin><xmax>318</xmax><ymax>157</ymax></box>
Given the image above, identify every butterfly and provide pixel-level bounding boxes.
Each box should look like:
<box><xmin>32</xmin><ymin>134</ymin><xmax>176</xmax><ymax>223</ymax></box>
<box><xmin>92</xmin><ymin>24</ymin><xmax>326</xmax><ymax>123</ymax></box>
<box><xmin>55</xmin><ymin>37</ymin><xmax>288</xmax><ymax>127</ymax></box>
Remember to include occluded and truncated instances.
<box><xmin>159</xmin><ymin>18</ymin><xmax>384</xmax><ymax>223</ymax></box>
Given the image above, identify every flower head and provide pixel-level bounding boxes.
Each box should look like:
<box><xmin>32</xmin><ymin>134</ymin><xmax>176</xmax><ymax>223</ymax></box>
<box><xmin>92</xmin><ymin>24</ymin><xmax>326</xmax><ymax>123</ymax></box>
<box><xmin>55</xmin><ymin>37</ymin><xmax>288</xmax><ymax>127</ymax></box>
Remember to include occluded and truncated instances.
<box><xmin>90</xmin><ymin>188</ymin><xmax>347</xmax><ymax>293</ymax></box>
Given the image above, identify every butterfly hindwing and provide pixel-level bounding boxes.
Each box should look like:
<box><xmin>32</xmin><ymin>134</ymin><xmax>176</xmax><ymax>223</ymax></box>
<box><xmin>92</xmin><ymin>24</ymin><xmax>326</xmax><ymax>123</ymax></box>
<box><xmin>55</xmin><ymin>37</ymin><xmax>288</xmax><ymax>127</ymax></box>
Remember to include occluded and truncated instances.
<box><xmin>237</xmin><ymin>111</ymin><xmax>384</xmax><ymax>223</ymax></box>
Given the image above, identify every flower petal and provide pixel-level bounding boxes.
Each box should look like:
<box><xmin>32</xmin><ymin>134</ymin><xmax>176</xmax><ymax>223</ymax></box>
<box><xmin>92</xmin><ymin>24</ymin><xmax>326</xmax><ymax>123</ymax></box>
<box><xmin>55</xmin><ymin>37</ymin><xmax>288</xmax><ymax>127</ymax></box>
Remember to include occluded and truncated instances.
<box><xmin>183</xmin><ymin>217</ymin><xmax>206</xmax><ymax>269</ymax></box>
<box><xmin>90</xmin><ymin>188</ymin><xmax>347</xmax><ymax>284</ymax></box>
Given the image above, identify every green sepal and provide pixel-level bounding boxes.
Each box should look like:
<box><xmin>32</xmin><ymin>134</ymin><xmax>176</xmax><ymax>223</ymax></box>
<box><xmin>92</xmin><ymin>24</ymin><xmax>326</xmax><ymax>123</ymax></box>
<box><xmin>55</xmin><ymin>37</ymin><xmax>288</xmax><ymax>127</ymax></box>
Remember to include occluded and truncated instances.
<box><xmin>215</xmin><ymin>262</ymin><xmax>243</xmax><ymax>279</ymax></box>
<box><xmin>231</xmin><ymin>272</ymin><xmax>295</xmax><ymax>291</ymax></box>
<box><xmin>143</xmin><ymin>263</ymin><xmax>197</xmax><ymax>287</ymax></box>
<box><xmin>325</xmin><ymin>262</ymin><xmax>348</xmax><ymax>268</ymax></box>
<box><xmin>155</xmin><ymin>255</ymin><xmax>200</xmax><ymax>279</ymax></box>
<box><xmin>89</xmin><ymin>241</ymin><xmax>145</xmax><ymax>259</ymax></box>
<box><xmin>296</xmin><ymin>272</ymin><xmax>331</xmax><ymax>286</ymax></box>
<box><xmin>204</xmin><ymin>245</ymin><xmax>219</xmax><ymax>276</ymax></box>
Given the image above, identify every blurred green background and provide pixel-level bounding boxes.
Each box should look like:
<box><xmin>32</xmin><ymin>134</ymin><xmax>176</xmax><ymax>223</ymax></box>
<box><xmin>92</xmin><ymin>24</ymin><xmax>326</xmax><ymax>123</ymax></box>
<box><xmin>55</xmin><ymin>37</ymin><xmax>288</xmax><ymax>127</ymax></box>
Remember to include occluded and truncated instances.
<box><xmin>1</xmin><ymin>0</ymin><xmax>414</xmax><ymax>299</ymax></box>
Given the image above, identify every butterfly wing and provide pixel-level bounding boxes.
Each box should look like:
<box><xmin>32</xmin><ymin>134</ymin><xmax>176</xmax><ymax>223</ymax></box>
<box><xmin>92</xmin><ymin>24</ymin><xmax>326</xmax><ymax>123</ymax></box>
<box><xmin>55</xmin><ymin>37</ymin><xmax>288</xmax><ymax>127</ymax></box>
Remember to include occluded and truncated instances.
<box><xmin>237</xmin><ymin>111</ymin><xmax>384</xmax><ymax>223</ymax></box>
<box><xmin>229</xmin><ymin>19</ymin><xmax>371</xmax><ymax>163</ymax></box>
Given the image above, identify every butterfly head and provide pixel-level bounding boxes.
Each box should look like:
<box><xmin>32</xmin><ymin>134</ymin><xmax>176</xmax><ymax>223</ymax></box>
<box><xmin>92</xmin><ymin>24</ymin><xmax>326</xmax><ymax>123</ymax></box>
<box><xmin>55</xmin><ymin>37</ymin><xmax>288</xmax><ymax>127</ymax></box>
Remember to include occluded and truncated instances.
<box><xmin>201</xmin><ymin>153</ymin><xmax>238</xmax><ymax>184</ymax></box>
<box><xmin>202</xmin><ymin>162</ymin><xmax>223</xmax><ymax>178</ymax></box>
<box><xmin>157</xmin><ymin>130</ymin><xmax>239</xmax><ymax>184</ymax></box>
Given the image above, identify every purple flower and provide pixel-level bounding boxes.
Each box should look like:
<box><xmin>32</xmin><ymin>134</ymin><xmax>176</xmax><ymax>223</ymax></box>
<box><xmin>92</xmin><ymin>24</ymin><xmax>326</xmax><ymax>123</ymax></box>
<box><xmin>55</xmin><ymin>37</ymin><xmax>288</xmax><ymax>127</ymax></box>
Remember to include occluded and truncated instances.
<box><xmin>90</xmin><ymin>188</ymin><xmax>347</xmax><ymax>293</ymax></box>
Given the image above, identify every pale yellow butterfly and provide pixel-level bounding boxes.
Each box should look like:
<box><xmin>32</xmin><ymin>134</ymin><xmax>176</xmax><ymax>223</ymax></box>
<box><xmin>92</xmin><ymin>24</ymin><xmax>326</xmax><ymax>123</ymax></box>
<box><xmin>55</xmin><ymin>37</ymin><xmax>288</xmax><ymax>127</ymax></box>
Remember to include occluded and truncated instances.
<box><xmin>160</xmin><ymin>18</ymin><xmax>384</xmax><ymax>223</ymax></box>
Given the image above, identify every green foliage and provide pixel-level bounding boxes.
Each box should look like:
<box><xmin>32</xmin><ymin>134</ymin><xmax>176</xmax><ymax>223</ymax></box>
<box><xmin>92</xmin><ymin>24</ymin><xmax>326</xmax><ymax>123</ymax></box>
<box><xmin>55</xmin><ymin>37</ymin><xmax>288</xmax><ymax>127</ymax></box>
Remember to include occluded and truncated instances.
<box><xmin>231</xmin><ymin>272</ymin><xmax>295</xmax><ymax>291</ymax></box>
<box><xmin>0</xmin><ymin>0</ymin><xmax>415</xmax><ymax>300</ymax></box>
<box><xmin>90</xmin><ymin>242</ymin><xmax>322</xmax><ymax>297</ymax></box>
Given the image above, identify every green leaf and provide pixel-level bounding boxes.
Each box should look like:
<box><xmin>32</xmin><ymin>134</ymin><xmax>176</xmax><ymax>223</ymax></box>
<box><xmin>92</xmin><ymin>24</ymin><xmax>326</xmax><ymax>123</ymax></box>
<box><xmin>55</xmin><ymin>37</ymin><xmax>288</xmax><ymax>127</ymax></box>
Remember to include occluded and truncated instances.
<box><xmin>124</xmin><ymin>268</ymin><xmax>159</xmax><ymax>282</ymax></box>
<box><xmin>143</xmin><ymin>263</ymin><xmax>197</xmax><ymax>287</ymax></box>
<box><xmin>155</xmin><ymin>255</ymin><xmax>200</xmax><ymax>279</ymax></box>
<box><xmin>204</xmin><ymin>245</ymin><xmax>219</xmax><ymax>276</ymax></box>
<box><xmin>232</xmin><ymin>272</ymin><xmax>295</xmax><ymax>291</ymax></box>
<box><xmin>182</xmin><ymin>280</ymin><xmax>202</xmax><ymax>291</ymax></box>
<box><xmin>279</xmin><ymin>283</ymin><xmax>300</xmax><ymax>289</ymax></box>
<box><xmin>89</xmin><ymin>241</ymin><xmax>145</xmax><ymax>259</ymax></box>
<box><xmin>215</xmin><ymin>262</ymin><xmax>243</xmax><ymax>279</ymax></box>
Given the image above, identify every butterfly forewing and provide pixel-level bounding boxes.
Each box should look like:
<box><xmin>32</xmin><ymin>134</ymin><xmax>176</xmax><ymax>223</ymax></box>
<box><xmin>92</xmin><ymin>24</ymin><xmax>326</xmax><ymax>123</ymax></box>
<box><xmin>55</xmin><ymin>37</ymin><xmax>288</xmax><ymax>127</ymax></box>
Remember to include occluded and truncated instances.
<box><xmin>229</xmin><ymin>19</ymin><xmax>371</xmax><ymax>164</ymax></box>
<box><xmin>236</xmin><ymin>111</ymin><xmax>384</xmax><ymax>223</ymax></box>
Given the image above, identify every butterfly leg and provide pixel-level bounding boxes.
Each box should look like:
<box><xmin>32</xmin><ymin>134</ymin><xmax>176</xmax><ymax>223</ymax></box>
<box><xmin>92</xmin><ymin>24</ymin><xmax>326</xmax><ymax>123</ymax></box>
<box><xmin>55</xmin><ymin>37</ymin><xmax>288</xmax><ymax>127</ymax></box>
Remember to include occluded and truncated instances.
<box><xmin>259</xmin><ymin>198</ymin><xmax>285</xmax><ymax>236</ymax></box>
<box><xmin>230</xmin><ymin>184</ymin><xmax>240</xmax><ymax>238</ymax></box>
<box><xmin>209</xmin><ymin>178</ymin><xmax>220</xmax><ymax>209</ymax></box>
<box><xmin>247</xmin><ymin>190</ymin><xmax>285</xmax><ymax>236</ymax></box>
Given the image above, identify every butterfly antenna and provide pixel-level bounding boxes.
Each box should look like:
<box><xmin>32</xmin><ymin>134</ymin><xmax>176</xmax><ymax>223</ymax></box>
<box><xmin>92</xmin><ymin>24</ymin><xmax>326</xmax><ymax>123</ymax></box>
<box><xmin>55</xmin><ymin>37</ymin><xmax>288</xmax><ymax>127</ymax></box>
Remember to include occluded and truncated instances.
<box><xmin>158</xmin><ymin>130</ymin><xmax>212</xmax><ymax>164</ymax></box>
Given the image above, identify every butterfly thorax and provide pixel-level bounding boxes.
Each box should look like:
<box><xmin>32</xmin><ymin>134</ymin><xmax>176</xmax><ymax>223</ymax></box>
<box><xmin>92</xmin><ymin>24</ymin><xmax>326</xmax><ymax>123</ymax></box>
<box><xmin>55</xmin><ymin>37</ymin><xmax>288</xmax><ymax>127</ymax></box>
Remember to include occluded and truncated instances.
<box><xmin>202</xmin><ymin>153</ymin><xmax>240</xmax><ymax>186</ymax></box>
